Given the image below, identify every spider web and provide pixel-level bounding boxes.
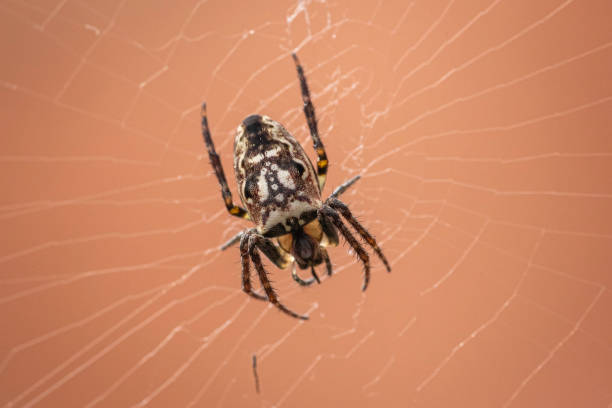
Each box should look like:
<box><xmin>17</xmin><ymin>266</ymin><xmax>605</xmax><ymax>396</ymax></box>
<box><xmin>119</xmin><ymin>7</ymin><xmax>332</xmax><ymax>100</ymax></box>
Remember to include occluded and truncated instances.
<box><xmin>1</xmin><ymin>0</ymin><xmax>611</xmax><ymax>407</ymax></box>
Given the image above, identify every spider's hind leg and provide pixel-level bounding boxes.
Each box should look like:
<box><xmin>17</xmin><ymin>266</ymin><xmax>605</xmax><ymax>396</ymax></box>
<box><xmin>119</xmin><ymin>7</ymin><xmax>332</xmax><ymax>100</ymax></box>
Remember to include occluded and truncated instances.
<box><xmin>292</xmin><ymin>53</ymin><xmax>328</xmax><ymax>191</ymax></box>
<box><xmin>201</xmin><ymin>103</ymin><xmax>250</xmax><ymax>220</ymax></box>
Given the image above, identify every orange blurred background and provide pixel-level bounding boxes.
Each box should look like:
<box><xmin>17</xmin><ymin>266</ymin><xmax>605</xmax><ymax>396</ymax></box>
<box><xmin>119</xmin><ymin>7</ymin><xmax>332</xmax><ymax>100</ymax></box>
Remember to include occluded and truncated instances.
<box><xmin>1</xmin><ymin>1</ymin><xmax>611</xmax><ymax>407</ymax></box>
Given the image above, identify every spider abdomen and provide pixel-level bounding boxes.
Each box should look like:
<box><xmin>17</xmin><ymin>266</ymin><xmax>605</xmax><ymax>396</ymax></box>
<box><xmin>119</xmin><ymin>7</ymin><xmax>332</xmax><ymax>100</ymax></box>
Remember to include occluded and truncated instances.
<box><xmin>234</xmin><ymin>115</ymin><xmax>321</xmax><ymax>236</ymax></box>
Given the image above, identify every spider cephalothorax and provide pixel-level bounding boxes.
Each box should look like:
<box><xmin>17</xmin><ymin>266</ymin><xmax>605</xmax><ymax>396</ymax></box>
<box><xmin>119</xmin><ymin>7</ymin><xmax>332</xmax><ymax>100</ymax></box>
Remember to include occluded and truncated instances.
<box><xmin>201</xmin><ymin>53</ymin><xmax>390</xmax><ymax>320</ymax></box>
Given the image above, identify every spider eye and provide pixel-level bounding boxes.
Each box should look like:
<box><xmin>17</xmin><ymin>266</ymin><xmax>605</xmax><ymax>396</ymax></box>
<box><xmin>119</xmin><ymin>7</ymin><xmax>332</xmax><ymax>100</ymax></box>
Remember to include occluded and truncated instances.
<box><xmin>292</xmin><ymin>161</ymin><xmax>305</xmax><ymax>177</ymax></box>
<box><xmin>244</xmin><ymin>177</ymin><xmax>257</xmax><ymax>200</ymax></box>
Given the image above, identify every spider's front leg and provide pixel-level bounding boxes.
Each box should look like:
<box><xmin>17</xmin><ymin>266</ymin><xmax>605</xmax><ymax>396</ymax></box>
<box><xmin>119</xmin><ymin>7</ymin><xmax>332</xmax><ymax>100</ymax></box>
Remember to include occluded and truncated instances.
<box><xmin>326</xmin><ymin>197</ymin><xmax>391</xmax><ymax>272</ymax></box>
<box><xmin>240</xmin><ymin>232</ymin><xmax>266</xmax><ymax>301</ymax></box>
<box><xmin>244</xmin><ymin>231</ymin><xmax>308</xmax><ymax>320</ymax></box>
<box><xmin>319</xmin><ymin>206</ymin><xmax>371</xmax><ymax>290</ymax></box>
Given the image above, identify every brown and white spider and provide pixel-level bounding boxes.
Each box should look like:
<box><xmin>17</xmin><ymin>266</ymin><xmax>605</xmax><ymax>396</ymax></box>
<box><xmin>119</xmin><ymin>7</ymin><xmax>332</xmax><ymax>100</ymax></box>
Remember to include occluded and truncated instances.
<box><xmin>200</xmin><ymin>53</ymin><xmax>390</xmax><ymax>320</ymax></box>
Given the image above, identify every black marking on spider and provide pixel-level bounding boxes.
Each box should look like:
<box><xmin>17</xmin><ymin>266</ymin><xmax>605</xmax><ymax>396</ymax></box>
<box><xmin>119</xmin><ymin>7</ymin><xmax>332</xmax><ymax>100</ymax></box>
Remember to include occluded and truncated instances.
<box><xmin>200</xmin><ymin>53</ymin><xmax>391</xmax><ymax>320</ymax></box>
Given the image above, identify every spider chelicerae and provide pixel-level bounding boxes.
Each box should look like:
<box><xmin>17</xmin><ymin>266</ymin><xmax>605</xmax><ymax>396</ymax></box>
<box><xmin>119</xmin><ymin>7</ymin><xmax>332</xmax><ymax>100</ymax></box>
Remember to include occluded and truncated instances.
<box><xmin>200</xmin><ymin>53</ymin><xmax>391</xmax><ymax>320</ymax></box>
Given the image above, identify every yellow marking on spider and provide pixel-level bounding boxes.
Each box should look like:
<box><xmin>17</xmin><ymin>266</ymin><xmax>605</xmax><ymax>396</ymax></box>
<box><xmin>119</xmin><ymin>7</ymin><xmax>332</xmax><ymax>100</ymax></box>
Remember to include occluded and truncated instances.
<box><xmin>317</xmin><ymin>159</ymin><xmax>328</xmax><ymax>169</ymax></box>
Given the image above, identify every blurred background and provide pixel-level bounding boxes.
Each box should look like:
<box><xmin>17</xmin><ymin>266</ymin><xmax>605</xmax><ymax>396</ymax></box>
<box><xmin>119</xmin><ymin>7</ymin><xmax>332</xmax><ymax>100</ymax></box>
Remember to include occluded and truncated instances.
<box><xmin>1</xmin><ymin>0</ymin><xmax>611</xmax><ymax>407</ymax></box>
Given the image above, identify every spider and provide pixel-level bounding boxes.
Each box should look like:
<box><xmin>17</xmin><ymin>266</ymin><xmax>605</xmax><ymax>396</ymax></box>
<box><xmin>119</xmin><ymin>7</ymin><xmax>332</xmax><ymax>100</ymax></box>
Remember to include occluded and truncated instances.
<box><xmin>200</xmin><ymin>53</ymin><xmax>390</xmax><ymax>320</ymax></box>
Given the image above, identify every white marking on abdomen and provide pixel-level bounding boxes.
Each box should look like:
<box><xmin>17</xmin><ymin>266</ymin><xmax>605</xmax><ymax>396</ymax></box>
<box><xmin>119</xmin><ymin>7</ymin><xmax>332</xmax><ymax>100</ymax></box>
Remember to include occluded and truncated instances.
<box><xmin>257</xmin><ymin>174</ymin><xmax>269</xmax><ymax>200</ymax></box>
<box><xmin>249</xmin><ymin>153</ymin><xmax>264</xmax><ymax>163</ymax></box>
<box><xmin>265</xmin><ymin>146</ymin><xmax>281</xmax><ymax>157</ymax></box>
<box><xmin>277</xmin><ymin>169</ymin><xmax>295</xmax><ymax>189</ymax></box>
<box><xmin>263</xmin><ymin>199</ymin><xmax>320</xmax><ymax>232</ymax></box>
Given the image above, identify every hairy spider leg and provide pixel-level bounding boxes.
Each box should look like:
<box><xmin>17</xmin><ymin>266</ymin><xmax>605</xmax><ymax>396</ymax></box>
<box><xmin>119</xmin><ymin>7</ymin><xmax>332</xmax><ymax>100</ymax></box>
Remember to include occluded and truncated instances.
<box><xmin>327</xmin><ymin>197</ymin><xmax>391</xmax><ymax>272</ymax></box>
<box><xmin>320</xmin><ymin>206</ymin><xmax>371</xmax><ymax>291</ymax></box>
<box><xmin>248</xmin><ymin>233</ymin><xmax>309</xmax><ymax>320</ymax></box>
<box><xmin>240</xmin><ymin>233</ymin><xmax>267</xmax><ymax>301</ymax></box>
<box><xmin>321</xmin><ymin>247</ymin><xmax>333</xmax><ymax>276</ymax></box>
<box><xmin>248</xmin><ymin>233</ymin><xmax>293</xmax><ymax>270</ymax></box>
<box><xmin>201</xmin><ymin>103</ymin><xmax>250</xmax><ymax>219</ymax></box>
<box><xmin>292</xmin><ymin>53</ymin><xmax>328</xmax><ymax>192</ymax></box>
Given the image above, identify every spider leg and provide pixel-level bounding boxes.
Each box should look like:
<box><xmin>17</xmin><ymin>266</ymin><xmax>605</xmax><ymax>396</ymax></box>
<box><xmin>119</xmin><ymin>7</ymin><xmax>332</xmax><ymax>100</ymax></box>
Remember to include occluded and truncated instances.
<box><xmin>321</xmin><ymin>247</ymin><xmax>333</xmax><ymax>276</ymax></box>
<box><xmin>318</xmin><ymin>211</ymin><xmax>339</xmax><ymax>246</ymax></box>
<box><xmin>221</xmin><ymin>229</ymin><xmax>246</xmax><ymax>250</ymax></box>
<box><xmin>240</xmin><ymin>232</ymin><xmax>267</xmax><ymax>301</ymax></box>
<box><xmin>330</xmin><ymin>175</ymin><xmax>361</xmax><ymax>199</ymax></box>
<box><xmin>291</xmin><ymin>53</ymin><xmax>328</xmax><ymax>192</ymax></box>
<box><xmin>201</xmin><ymin>103</ymin><xmax>249</xmax><ymax>220</ymax></box>
<box><xmin>320</xmin><ymin>206</ymin><xmax>371</xmax><ymax>291</ymax></box>
<box><xmin>251</xmin><ymin>234</ymin><xmax>292</xmax><ymax>270</ymax></box>
<box><xmin>326</xmin><ymin>198</ymin><xmax>391</xmax><ymax>272</ymax></box>
<box><xmin>249</xmin><ymin>235</ymin><xmax>309</xmax><ymax>320</ymax></box>
<box><xmin>310</xmin><ymin>266</ymin><xmax>321</xmax><ymax>284</ymax></box>
<box><xmin>291</xmin><ymin>263</ymin><xmax>318</xmax><ymax>286</ymax></box>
